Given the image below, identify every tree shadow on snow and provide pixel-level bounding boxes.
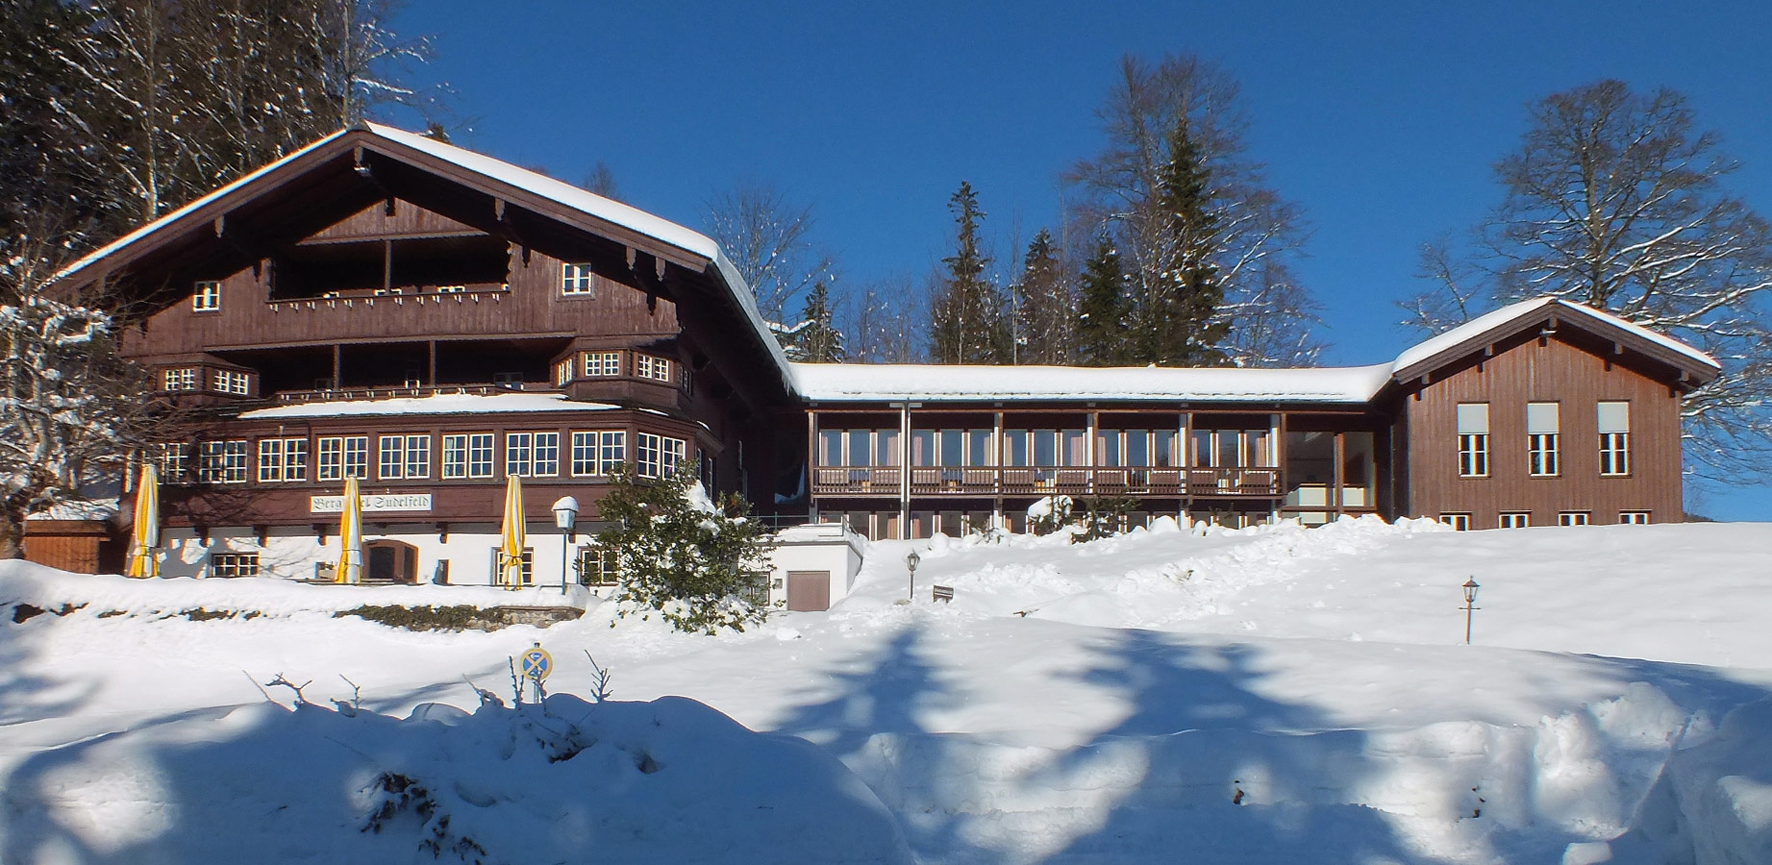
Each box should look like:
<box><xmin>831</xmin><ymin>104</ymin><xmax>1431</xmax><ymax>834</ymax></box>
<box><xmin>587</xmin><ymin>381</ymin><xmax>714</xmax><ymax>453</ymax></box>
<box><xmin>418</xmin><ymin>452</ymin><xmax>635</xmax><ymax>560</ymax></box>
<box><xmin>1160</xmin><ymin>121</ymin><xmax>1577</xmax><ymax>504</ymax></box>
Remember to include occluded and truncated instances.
<box><xmin>0</xmin><ymin>604</ymin><xmax>99</xmax><ymax>726</ymax></box>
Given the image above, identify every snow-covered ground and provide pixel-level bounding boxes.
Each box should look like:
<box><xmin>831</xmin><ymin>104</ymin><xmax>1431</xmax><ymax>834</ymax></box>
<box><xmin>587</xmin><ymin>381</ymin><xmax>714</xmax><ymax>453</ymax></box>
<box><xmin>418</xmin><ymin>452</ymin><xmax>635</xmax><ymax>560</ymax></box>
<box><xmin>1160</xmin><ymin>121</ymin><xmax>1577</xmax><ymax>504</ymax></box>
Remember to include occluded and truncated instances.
<box><xmin>3</xmin><ymin>518</ymin><xmax>1770</xmax><ymax>864</ymax></box>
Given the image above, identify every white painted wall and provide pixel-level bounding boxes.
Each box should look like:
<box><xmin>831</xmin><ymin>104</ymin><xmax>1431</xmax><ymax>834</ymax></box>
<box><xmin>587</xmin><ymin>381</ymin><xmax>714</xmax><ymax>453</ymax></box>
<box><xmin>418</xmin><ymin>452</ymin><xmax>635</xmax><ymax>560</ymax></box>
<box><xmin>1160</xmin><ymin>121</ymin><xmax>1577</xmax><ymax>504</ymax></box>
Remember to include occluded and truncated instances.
<box><xmin>764</xmin><ymin>522</ymin><xmax>866</xmax><ymax>610</ymax></box>
<box><xmin>155</xmin><ymin>521</ymin><xmax>585</xmax><ymax>590</ymax></box>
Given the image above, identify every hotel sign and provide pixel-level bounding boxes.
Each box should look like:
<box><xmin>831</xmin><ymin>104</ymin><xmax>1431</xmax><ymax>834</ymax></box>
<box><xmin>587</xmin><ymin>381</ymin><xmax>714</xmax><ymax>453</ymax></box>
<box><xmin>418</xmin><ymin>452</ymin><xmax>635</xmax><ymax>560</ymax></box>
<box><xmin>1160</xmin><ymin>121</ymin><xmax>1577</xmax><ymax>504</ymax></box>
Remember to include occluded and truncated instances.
<box><xmin>309</xmin><ymin>493</ymin><xmax>434</xmax><ymax>514</ymax></box>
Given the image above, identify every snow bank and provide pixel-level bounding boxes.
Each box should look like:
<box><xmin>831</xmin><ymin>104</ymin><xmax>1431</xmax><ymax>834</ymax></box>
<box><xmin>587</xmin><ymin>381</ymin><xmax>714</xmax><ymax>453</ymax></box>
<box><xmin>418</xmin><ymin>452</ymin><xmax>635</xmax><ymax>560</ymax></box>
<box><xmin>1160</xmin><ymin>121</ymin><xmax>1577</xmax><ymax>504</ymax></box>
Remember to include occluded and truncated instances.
<box><xmin>1</xmin><ymin>694</ymin><xmax>910</xmax><ymax>864</ymax></box>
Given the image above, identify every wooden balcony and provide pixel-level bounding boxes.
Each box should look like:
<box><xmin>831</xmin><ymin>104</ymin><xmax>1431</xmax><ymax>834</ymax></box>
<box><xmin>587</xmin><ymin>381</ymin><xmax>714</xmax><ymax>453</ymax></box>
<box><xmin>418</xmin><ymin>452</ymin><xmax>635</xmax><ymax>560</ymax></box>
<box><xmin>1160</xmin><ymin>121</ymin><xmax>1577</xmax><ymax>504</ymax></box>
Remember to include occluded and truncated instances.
<box><xmin>273</xmin><ymin>382</ymin><xmax>552</xmax><ymax>403</ymax></box>
<box><xmin>811</xmin><ymin>466</ymin><xmax>1281</xmax><ymax>498</ymax></box>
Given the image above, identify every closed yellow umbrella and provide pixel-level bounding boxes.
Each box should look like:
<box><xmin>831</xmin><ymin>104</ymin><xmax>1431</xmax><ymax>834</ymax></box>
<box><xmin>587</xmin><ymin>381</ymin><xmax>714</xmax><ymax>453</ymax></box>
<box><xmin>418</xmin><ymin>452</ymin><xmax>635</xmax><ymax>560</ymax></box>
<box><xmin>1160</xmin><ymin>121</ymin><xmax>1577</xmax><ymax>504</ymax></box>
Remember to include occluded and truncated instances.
<box><xmin>335</xmin><ymin>476</ymin><xmax>363</xmax><ymax>584</ymax></box>
<box><xmin>125</xmin><ymin>463</ymin><xmax>160</xmax><ymax>578</ymax></box>
<box><xmin>499</xmin><ymin>474</ymin><xmax>526</xmax><ymax>588</ymax></box>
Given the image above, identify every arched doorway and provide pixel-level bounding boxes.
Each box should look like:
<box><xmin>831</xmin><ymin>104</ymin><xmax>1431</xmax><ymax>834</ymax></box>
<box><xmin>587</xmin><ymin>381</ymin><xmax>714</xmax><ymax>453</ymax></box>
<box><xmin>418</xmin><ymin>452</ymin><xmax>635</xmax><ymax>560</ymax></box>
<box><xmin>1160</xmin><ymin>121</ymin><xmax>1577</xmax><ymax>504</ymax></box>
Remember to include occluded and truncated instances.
<box><xmin>365</xmin><ymin>539</ymin><xmax>419</xmax><ymax>584</ymax></box>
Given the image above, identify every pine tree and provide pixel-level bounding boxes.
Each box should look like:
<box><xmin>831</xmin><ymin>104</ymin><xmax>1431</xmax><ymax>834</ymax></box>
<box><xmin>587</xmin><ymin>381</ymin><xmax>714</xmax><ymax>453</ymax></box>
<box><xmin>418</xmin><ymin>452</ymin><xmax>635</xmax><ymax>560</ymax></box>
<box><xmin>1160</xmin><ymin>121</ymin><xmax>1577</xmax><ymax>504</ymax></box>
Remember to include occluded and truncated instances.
<box><xmin>787</xmin><ymin>281</ymin><xmax>844</xmax><ymax>362</ymax></box>
<box><xmin>596</xmin><ymin>461</ymin><xmax>778</xmax><ymax>634</ymax></box>
<box><xmin>1011</xmin><ymin>229</ymin><xmax>1073</xmax><ymax>364</ymax></box>
<box><xmin>1076</xmin><ymin>236</ymin><xmax>1130</xmax><ymax>366</ymax></box>
<box><xmin>930</xmin><ymin>182</ymin><xmax>1012</xmax><ymax>364</ymax></box>
<box><xmin>1142</xmin><ymin>119</ymin><xmax>1229</xmax><ymax>365</ymax></box>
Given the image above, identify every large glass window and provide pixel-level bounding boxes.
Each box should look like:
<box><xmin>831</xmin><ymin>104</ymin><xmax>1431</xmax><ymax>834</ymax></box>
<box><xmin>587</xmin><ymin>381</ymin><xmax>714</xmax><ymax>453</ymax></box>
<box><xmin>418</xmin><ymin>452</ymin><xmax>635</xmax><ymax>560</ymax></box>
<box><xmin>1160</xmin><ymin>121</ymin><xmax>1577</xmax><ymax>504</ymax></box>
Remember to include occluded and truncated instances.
<box><xmin>635</xmin><ymin>432</ymin><xmax>686</xmax><ymax>478</ymax></box>
<box><xmin>316</xmin><ymin>436</ymin><xmax>367</xmax><ymax>481</ymax></box>
<box><xmin>258</xmin><ymin>438</ymin><xmax>308</xmax><ymax>483</ymax></box>
<box><xmin>503</xmin><ymin>431</ymin><xmax>559</xmax><ymax>477</ymax></box>
<box><xmin>377</xmin><ymin>435</ymin><xmax>430</xmax><ymax>479</ymax></box>
<box><xmin>572</xmin><ymin>430</ymin><xmax>625</xmax><ymax>476</ymax></box>
<box><xmin>442</xmin><ymin>433</ymin><xmax>495</xmax><ymax>479</ymax></box>
<box><xmin>199</xmin><ymin>440</ymin><xmax>249</xmax><ymax>484</ymax></box>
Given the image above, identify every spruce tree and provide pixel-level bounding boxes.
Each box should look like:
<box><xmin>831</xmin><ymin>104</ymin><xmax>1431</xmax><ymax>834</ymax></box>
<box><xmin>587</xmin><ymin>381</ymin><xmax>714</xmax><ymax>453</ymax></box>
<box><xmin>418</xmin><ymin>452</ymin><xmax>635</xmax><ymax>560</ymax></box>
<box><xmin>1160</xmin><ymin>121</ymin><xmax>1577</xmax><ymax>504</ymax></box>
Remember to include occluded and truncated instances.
<box><xmin>1076</xmin><ymin>235</ymin><xmax>1130</xmax><ymax>366</ymax></box>
<box><xmin>790</xmin><ymin>281</ymin><xmax>845</xmax><ymax>362</ymax></box>
<box><xmin>1143</xmin><ymin>119</ymin><xmax>1229</xmax><ymax>365</ymax></box>
<box><xmin>930</xmin><ymin>182</ymin><xmax>1012</xmax><ymax>363</ymax></box>
<box><xmin>1012</xmin><ymin>229</ymin><xmax>1073</xmax><ymax>364</ymax></box>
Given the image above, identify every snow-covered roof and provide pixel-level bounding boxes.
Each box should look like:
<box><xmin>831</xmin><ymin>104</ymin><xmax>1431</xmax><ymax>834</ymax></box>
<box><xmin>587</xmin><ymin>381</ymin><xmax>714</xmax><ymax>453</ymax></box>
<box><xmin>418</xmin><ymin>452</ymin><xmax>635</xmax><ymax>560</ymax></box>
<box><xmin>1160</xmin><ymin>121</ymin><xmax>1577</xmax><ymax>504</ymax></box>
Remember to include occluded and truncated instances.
<box><xmin>1391</xmin><ymin>297</ymin><xmax>1721</xmax><ymax>377</ymax></box>
<box><xmin>792</xmin><ymin>362</ymin><xmax>1398</xmax><ymax>404</ymax></box>
<box><xmin>240</xmin><ymin>392</ymin><xmax>620</xmax><ymax>420</ymax></box>
<box><xmin>54</xmin><ymin>123</ymin><xmax>793</xmax><ymax>388</ymax></box>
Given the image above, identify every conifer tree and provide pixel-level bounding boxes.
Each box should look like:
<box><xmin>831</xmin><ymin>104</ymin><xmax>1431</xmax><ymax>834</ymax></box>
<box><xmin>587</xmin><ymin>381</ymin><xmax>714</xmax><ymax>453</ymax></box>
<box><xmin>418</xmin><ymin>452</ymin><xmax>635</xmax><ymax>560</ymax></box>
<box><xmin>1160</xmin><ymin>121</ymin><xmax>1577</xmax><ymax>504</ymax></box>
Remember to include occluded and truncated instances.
<box><xmin>1011</xmin><ymin>229</ymin><xmax>1073</xmax><ymax>364</ymax></box>
<box><xmin>1076</xmin><ymin>236</ymin><xmax>1130</xmax><ymax>366</ymax></box>
<box><xmin>788</xmin><ymin>281</ymin><xmax>845</xmax><ymax>362</ymax></box>
<box><xmin>1143</xmin><ymin>119</ymin><xmax>1229</xmax><ymax>365</ymax></box>
<box><xmin>929</xmin><ymin>182</ymin><xmax>1012</xmax><ymax>364</ymax></box>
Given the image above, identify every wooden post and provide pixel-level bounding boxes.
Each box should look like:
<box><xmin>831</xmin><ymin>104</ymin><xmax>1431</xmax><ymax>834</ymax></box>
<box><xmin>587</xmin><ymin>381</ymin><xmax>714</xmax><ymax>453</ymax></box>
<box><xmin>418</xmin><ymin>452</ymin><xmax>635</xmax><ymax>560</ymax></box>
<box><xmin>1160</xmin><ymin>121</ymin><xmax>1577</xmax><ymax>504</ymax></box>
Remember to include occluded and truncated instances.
<box><xmin>899</xmin><ymin>402</ymin><xmax>912</xmax><ymax>539</ymax></box>
<box><xmin>806</xmin><ymin>409</ymin><xmax>818</xmax><ymax>523</ymax></box>
<box><xmin>382</xmin><ymin>239</ymin><xmax>392</xmax><ymax>293</ymax></box>
<box><xmin>332</xmin><ymin>343</ymin><xmax>342</xmax><ymax>389</ymax></box>
<box><xmin>427</xmin><ymin>340</ymin><xmax>437</xmax><ymax>386</ymax></box>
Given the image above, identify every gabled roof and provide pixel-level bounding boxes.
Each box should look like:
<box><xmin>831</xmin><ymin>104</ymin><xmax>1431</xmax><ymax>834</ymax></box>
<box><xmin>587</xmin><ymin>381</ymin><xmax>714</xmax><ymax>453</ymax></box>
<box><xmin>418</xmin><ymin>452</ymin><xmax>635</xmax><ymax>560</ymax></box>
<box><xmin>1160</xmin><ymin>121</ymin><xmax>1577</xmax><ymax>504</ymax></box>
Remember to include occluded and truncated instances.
<box><xmin>53</xmin><ymin>123</ymin><xmax>794</xmax><ymax>405</ymax></box>
<box><xmin>1388</xmin><ymin>297</ymin><xmax>1721</xmax><ymax>386</ymax></box>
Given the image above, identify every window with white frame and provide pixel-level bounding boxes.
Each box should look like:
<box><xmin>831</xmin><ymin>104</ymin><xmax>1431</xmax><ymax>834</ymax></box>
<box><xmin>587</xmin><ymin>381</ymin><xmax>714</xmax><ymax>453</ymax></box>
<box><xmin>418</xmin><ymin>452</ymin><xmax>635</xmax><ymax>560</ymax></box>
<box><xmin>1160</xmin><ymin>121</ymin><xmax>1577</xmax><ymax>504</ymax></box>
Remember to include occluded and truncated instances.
<box><xmin>555</xmin><ymin>359</ymin><xmax>573</xmax><ymax>386</ymax></box>
<box><xmin>1441</xmin><ymin>513</ymin><xmax>1472</xmax><ymax>531</ymax></box>
<box><xmin>583</xmin><ymin>352</ymin><xmax>621</xmax><ymax>377</ymax></box>
<box><xmin>316</xmin><ymin>435</ymin><xmax>369</xmax><ymax>481</ymax></box>
<box><xmin>162</xmin><ymin>367</ymin><xmax>199</xmax><ymax>391</ymax></box>
<box><xmin>493</xmin><ymin>547</ymin><xmax>534</xmax><ymax>585</ymax></box>
<box><xmin>571</xmin><ymin>430</ymin><xmax>626</xmax><ymax>476</ymax></box>
<box><xmin>1559</xmin><ymin>512</ymin><xmax>1590</xmax><ymax>526</ymax></box>
<box><xmin>560</xmin><ymin>263</ymin><xmax>596</xmax><ymax>295</ymax></box>
<box><xmin>506</xmin><ymin>431</ymin><xmax>560</xmax><ymax>477</ymax></box>
<box><xmin>257</xmin><ymin>438</ymin><xmax>308</xmax><ymax>483</ymax></box>
<box><xmin>209</xmin><ymin>552</ymin><xmax>259</xmax><ymax>578</ymax></box>
<box><xmin>442</xmin><ymin>433</ymin><xmax>495</xmax><ymax>479</ymax></box>
<box><xmin>1598</xmin><ymin>401</ymin><xmax>1631</xmax><ymax>476</ymax></box>
<box><xmin>159</xmin><ymin>443</ymin><xmax>189</xmax><ymax>481</ymax></box>
<box><xmin>192</xmin><ymin>281</ymin><xmax>221</xmax><ymax>311</ymax></box>
<box><xmin>1456</xmin><ymin>403</ymin><xmax>1489</xmax><ymax>477</ymax></box>
<box><xmin>577</xmin><ymin>544</ymin><xmax>620</xmax><ymax>586</ymax></box>
<box><xmin>635</xmin><ymin>354</ymin><xmax>673</xmax><ymax>383</ymax></box>
<box><xmin>378</xmin><ymin>434</ymin><xmax>431</xmax><ymax>479</ymax></box>
<box><xmin>199</xmin><ymin>440</ymin><xmax>249</xmax><ymax>484</ymax></box>
<box><xmin>1527</xmin><ymin>402</ymin><xmax>1560</xmax><ymax>476</ymax></box>
<box><xmin>1620</xmin><ymin>510</ymin><xmax>1651</xmax><ymax>525</ymax></box>
<box><xmin>212</xmin><ymin>369</ymin><xmax>250</xmax><ymax>396</ymax></box>
<box><xmin>1499</xmin><ymin>511</ymin><xmax>1531</xmax><ymax>529</ymax></box>
<box><xmin>635</xmin><ymin>432</ymin><xmax>686</xmax><ymax>478</ymax></box>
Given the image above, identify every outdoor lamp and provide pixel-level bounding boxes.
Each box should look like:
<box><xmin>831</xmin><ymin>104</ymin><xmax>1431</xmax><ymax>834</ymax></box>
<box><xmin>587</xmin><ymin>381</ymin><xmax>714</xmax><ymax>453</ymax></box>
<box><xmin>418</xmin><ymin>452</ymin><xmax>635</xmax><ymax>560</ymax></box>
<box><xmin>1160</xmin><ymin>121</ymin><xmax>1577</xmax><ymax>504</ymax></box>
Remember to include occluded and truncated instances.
<box><xmin>552</xmin><ymin>497</ymin><xmax>579</xmax><ymax>596</ymax></box>
<box><xmin>1461</xmin><ymin>577</ymin><xmax>1480</xmax><ymax>644</ymax></box>
<box><xmin>905</xmin><ymin>549</ymin><xmax>920</xmax><ymax>602</ymax></box>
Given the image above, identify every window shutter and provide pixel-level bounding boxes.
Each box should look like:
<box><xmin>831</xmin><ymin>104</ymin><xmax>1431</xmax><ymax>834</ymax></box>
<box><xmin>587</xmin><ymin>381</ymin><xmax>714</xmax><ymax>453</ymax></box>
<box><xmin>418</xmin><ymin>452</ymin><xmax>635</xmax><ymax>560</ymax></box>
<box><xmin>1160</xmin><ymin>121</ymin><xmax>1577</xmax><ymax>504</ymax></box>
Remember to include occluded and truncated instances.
<box><xmin>1526</xmin><ymin>402</ymin><xmax>1560</xmax><ymax>434</ymax></box>
<box><xmin>1597</xmin><ymin>401</ymin><xmax>1631</xmax><ymax>434</ymax></box>
<box><xmin>1456</xmin><ymin>403</ymin><xmax>1490</xmax><ymax>434</ymax></box>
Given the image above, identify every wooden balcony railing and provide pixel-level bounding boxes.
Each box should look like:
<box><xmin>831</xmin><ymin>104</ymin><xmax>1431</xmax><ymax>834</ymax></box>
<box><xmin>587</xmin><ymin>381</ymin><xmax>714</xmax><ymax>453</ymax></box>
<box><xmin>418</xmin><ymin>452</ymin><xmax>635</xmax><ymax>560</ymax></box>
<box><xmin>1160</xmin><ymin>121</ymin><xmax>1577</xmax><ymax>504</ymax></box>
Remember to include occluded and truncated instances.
<box><xmin>274</xmin><ymin>382</ymin><xmax>552</xmax><ymax>403</ymax></box>
<box><xmin>811</xmin><ymin>466</ymin><xmax>1281</xmax><ymax>498</ymax></box>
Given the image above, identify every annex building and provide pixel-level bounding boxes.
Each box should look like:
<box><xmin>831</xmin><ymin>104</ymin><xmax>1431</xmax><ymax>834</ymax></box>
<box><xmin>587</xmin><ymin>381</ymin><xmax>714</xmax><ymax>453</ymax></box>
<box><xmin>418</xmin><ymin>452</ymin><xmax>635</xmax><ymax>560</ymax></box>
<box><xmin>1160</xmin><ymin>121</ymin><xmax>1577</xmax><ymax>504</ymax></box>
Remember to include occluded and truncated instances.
<box><xmin>37</xmin><ymin>124</ymin><xmax>1721</xmax><ymax>605</ymax></box>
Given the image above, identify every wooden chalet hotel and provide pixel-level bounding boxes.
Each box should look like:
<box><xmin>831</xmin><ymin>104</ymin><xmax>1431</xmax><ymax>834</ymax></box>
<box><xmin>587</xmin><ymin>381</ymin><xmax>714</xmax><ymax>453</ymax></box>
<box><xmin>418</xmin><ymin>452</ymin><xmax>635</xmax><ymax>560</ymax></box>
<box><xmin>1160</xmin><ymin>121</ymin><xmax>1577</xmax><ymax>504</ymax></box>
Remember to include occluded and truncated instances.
<box><xmin>40</xmin><ymin>124</ymin><xmax>1720</xmax><ymax>599</ymax></box>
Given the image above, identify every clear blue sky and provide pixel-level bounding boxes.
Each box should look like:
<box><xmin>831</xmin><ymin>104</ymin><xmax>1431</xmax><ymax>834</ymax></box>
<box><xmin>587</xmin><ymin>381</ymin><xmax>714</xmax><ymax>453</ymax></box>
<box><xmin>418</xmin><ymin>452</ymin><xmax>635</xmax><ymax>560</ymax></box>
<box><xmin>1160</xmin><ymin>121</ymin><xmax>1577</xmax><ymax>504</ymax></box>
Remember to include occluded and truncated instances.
<box><xmin>391</xmin><ymin>0</ymin><xmax>1772</xmax><ymax>519</ymax></box>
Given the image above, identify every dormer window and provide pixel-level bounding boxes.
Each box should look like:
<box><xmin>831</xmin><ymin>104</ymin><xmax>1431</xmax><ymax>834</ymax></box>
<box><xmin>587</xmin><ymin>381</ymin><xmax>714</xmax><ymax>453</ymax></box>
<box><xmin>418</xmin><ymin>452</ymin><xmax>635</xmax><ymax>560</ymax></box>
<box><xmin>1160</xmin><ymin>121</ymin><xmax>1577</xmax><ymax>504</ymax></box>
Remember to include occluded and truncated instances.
<box><xmin>192</xmin><ymin>281</ymin><xmax>221</xmax><ymax>311</ymax></box>
<box><xmin>561</xmin><ymin>263</ymin><xmax>596</xmax><ymax>295</ymax></box>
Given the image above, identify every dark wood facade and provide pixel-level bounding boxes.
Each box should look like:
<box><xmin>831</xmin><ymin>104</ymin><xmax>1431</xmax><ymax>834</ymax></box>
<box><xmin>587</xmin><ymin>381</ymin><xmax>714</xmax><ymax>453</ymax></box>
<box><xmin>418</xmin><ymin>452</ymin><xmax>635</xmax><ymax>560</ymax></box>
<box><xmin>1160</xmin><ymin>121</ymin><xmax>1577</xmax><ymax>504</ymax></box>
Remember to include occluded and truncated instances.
<box><xmin>39</xmin><ymin>125</ymin><xmax>1721</xmax><ymax>579</ymax></box>
<box><xmin>1392</xmin><ymin>322</ymin><xmax>1691</xmax><ymax>529</ymax></box>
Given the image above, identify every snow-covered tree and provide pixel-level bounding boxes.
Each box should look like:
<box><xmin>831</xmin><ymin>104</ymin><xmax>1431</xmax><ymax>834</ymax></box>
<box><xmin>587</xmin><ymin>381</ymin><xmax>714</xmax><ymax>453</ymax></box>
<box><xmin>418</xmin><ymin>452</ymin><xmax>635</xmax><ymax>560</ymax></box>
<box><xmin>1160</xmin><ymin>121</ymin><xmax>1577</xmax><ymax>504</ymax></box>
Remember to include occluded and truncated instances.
<box><xmin>703</xmin><ymin>183</ymin><xmax>836</xmax><ymax>323</ymax></box>
<box><xmin>1405</xmin><ymin>80</ymin><xmax>1772</xmax><ymax>481</ymax></box>
<box><xmin>596</xmin><ymin>462</ymin><xmax>777</xmax><ymax>634</ymax></box>
<box><xmin>1076</xmin><ymin>235</ymin><xmax>1130</xmax><ymax>366</ymax></box>
<box><xmin>843</xmin><ymin>277</ymin><xmax>923</xmax><ymax>363</ymax></box>
<box><xmin>1069</xmin><ymin>54</ymin><xmax>1318</xmax><ymax>367</ymax></box>
<box><xmin>1011</xmin><ymin>229</ymin><xmax>1073</xmax><ymax>365</ymax></box>
<box><xmin>2</xmin><ymin>0</ymin><xmax>437</xmax><ymax>302</ymax></box>
<box><xmin>930</xmin><ymin>182</ymin><xmax>1012</xmax><ymax>364</ymax></box>
<box><xmin>0</xmin><ymin>264</ymin><xmax>160</xmax><ymax>558</ymax></box>
<box><xmin>781</xmin><ymin>282</ymin><xmax>845</xmax><ymax>362</ymax></box>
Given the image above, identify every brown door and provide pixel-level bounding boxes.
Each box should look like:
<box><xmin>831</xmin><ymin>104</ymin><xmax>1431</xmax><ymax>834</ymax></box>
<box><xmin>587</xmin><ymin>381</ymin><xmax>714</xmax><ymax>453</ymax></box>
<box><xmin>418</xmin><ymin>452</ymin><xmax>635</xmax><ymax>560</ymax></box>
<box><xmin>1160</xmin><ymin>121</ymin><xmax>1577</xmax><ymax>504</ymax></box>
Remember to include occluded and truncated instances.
<box><xmin>786</xmin><ymin>571</ymin><xmax>831</xmax><ymax>612</ymax></box>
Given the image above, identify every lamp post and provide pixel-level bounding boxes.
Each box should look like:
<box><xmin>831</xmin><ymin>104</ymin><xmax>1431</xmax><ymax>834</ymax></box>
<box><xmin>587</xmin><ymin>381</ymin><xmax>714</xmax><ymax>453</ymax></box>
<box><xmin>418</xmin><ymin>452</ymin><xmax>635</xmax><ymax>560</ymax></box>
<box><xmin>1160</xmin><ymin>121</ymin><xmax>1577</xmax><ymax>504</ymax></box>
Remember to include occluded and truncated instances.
<box><xmin>552</xmin><ymin>497</ymin><xmax>578</xmax><ymax>597</ymax></box>
<box><xmin>1461</xmin><ymin>577</ymin><xmax>1480</xmax><ymax>644</ymax></box>
<box><xmin>905</xmin><ymin>549</ymin><xmax>920</xmax><ymax>602</ymax></box>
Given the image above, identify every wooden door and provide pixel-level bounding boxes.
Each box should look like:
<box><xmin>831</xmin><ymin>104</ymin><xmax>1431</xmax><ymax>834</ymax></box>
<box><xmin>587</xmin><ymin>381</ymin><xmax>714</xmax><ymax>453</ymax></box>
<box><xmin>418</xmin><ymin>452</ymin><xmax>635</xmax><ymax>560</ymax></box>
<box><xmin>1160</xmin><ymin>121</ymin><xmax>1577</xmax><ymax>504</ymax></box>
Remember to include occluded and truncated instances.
<box><xmin>786</xmin><ymin>571</ymin><xmax>831</xmax><ymax>612</ymax></box>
